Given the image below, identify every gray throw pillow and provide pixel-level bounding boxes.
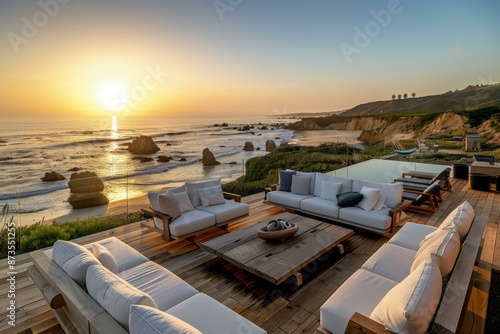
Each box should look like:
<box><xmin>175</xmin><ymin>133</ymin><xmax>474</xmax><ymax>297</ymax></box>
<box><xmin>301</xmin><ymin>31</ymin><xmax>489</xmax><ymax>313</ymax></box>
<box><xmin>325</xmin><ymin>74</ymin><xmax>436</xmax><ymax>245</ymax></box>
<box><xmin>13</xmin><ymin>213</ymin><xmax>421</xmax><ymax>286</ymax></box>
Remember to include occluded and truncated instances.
<box><xmin>278</xmin><ymin>170</ymin><xmax>296</xmax><ymax>192</ymax></box>
<box><xmin>337</xmin><ymin>192</ymin><xmax>363</xmax><ymax>207</ymax></box>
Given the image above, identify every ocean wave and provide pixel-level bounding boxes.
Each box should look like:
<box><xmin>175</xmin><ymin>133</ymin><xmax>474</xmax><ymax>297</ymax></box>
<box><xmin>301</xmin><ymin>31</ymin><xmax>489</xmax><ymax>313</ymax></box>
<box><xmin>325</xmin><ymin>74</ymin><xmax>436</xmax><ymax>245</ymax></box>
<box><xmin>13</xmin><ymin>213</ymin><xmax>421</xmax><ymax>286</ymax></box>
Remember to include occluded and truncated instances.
<box><xmin>0</xmin><ymin>184</ymin><xmax>68</xmax><ymax>200</ymax></box>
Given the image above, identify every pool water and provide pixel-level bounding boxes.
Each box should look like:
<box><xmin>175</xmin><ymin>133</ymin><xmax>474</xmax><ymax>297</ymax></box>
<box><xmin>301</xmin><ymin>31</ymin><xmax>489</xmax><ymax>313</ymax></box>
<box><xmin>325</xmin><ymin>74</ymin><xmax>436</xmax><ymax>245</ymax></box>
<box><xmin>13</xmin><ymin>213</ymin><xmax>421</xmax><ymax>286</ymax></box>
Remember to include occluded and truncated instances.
<box><xmin>330</xmin><ymin>159</ymin><xmax>449</xmax><ymax>184</ymax></box>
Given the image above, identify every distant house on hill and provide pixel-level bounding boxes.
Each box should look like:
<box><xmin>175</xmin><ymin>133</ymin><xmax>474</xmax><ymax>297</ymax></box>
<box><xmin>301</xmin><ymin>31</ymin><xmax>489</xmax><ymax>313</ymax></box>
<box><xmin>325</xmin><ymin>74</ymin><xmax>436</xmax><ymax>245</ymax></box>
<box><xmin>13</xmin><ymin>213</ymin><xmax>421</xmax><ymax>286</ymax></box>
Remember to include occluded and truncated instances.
<box><xmin>465</xmin><ymin>134</ymin><xmax>481</xmax><ymax>151</ymax></box>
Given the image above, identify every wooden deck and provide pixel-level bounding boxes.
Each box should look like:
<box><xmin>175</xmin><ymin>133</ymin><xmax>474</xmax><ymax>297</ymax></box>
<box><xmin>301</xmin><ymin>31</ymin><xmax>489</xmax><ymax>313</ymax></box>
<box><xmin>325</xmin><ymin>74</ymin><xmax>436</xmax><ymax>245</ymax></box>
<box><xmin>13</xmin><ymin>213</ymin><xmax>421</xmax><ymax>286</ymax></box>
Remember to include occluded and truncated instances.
<box><xmin>1</xmin><ymin>178</ymin><xmax>499</xmax><ymax>334</ymax></box>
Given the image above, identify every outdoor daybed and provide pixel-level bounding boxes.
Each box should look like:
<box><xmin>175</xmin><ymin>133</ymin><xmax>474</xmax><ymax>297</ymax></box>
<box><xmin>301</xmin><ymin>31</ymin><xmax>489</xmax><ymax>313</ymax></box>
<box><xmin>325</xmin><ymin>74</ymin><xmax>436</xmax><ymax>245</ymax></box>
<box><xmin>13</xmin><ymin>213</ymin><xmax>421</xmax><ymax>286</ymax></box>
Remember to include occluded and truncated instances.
<box><xmin>142</xmin><ymin>179</ymin><xmax>249</xmax><ymax>241</ymax></box>
<box><xmin>317</xmin><ymin>201</ymin><xmax>487</xmax><ymax>334</ymax></box>
<box><xmin>28</xmin><ymin>236</ymin><xmax>266</xmax><ymax>334</ymax></box>
<box><xmin>266</xmin><ymin>170</ymin><xmax>410</xmax><ymax>234</ymax></box>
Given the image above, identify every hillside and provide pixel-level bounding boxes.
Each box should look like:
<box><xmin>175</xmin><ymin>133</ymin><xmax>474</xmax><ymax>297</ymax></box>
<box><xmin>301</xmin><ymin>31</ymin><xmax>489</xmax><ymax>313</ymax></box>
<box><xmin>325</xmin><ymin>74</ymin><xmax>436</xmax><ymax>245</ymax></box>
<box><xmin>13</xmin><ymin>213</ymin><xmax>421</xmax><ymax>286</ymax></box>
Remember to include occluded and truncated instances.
<box><xmin>340</xmin><ymin>83</ymin><xmax>500</xmax><ymax>116</ymax></box>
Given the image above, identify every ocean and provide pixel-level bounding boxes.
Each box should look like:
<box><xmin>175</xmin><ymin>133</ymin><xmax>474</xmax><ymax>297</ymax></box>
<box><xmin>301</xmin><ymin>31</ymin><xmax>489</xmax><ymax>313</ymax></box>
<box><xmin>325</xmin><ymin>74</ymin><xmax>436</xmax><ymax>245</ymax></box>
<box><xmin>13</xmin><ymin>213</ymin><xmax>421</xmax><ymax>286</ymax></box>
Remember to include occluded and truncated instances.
<box><xmin>0</xmin><ymin>115</ymin><xmax>293</xmax><ymax>221</ymax></box>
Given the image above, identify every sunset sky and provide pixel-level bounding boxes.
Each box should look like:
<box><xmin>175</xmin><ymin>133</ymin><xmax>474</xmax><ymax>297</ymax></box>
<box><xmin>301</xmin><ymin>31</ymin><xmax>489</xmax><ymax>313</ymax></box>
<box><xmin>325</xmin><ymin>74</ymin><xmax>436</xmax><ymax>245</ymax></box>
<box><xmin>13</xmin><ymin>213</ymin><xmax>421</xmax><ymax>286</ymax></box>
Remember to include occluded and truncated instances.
<box><xmin>1</xmin><ymin>0</ymin><xmax>499</xmax><ymax>117</ymax></box>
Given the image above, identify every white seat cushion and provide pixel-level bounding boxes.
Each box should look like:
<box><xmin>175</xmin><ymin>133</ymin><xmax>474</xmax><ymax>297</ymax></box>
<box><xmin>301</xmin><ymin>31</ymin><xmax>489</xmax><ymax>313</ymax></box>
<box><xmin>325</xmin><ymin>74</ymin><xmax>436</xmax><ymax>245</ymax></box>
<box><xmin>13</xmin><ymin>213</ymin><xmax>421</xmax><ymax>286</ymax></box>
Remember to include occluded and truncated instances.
<box><xmin>370</xmin><ymin>259</ymin><xmax>442</xmax><ymax>334</ymax></box>
<box><xmin>166</xmin><ymin>293</ymin><xmax>266</xmax><ymax>334</ymax></box>
<box><xmin>266</xmin><ymin>191</ymin><xmax>312</xmax><ymax>209</ymax></box>
<box><xmin>118</xmin><ymin>261</ymin><xmax>198</xmax><ymax>311</ymax></box>
<box><xmin>361</xmin><ymin>243</ymin><xmax>416</xmax><ymax>282</ymax></box>
<box><xmin>300</xmin><ymin>197</ymin><xmax>340</xmax><ymax>219</ymax></box>
<box><xmin>320</xmin><ymin>269</ymin><xmax>398</xmax><ymax>334</ymax></box>
<box><xmin>129</xmin><ymin>305</ymin><xmax>201</xmax><ymax>334</ymax></box>
<box><xmin>339</xmin><ymin>207</ymin><xmax>392</xmax><ymax>231</ymax></box>
<box><xmin>169</xmin><ymin>209</ymin><xmax>215</xmax><ymax>237</ymax></box>
<box><xmin>95</xmin><ymin>237</ymin><xmax>149</xmax><ymax>273</ymax></box>
<box><xmin>196</xmin><ymin>200</ymin><xmax>249</xmax><ymax>224</ymax></box>
<box><xmin>387</xmin><ymin>223</ymin><xmax>437</xmax><ymax>251</ymax></box>
<box><xmin>86</xmin><ymin>265</ymin><xmax>157</xmax><ymax>329</ymax></box>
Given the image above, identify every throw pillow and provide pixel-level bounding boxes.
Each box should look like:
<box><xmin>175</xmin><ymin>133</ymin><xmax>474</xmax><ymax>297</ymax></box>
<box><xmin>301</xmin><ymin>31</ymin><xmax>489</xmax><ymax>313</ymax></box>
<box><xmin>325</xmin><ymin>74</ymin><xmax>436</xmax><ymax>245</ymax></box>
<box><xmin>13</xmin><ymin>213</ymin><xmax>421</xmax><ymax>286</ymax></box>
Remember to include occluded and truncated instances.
<box><xmin>278</xmin><ymin>170</ymin><xmax>296</xmax><ymax>192</ymax></box>
<box><xmin>357</xmin><ymin>186</ymin><xmax>381</xmax><ymax>211</ymax></box>
<box><xmin>129</xmin><ymin>305</ymin><xmax>201</xmax><ymax>334</ymax></box>
<box><xmin>380</xmin><ymin>183</ymin><xmax>403</xmax><ymax>208</ymax></box>
<box><xmin>412</xmin><ymin>228</ymin><xmax>460</xmax><ymax>280</ymax></box>
<box><xmin>373</xmin><ymin>194</ymin><xmax>387</xmax><ymax>211</ymax></box>
<box><xmin>52</xmin><ymin>240</ymin><xmax>101</xmax><ymax>288</ymax></box>
<box><xmin>438</xmin><ymin>201</ymin><xmax>475</xmax><ymax>242</ymax></box>
<box><xmin>370</xmin><ymin>259</ymin><xmax>442</xmax><ymax>334</ymax></box>
<box><xmin>157</xmin><ymin>191</ymin><xmax>182</xmax><ymax>220</ymax></box>
<box><xmin>173</xmin><ymin>191</ymin><xmax>195</xmax><ymax>213</ymax></box>
<box><xmin>86</xmin><ymin>265</ymin><xmax>157</xmax><ymax>329</ymax></box>
<box><xmin>337</xmin><ymin>192</ymin><xmax>363</xmax><ymax>207</ymax></box>
<box><xmin>185</xmin><ymin>179</ymin><xmax>221</xmax><ymax>207</ymax></box>
<box><xmin>290</xmin><ymin>174</ymin><xmax>312</xmax><ymax>195</ymax></box>
<box><xmin>197</xmin><ymin>184</ymin><xmax>226</xmax><ymax>207</ymax></box>
<box><xmin>92</xmin><ymin>243</ymin><xmax>118</xmax><ymax>274</ymax></box>
<box><xmin>320</xmin><ymin>181</ymin><xmax>342</xmax><ymax>202</ymax></box>
<box><xmin>147</xmin><ymin>191</ymin><xmax>164</xmax><ymax>212</ymax></box>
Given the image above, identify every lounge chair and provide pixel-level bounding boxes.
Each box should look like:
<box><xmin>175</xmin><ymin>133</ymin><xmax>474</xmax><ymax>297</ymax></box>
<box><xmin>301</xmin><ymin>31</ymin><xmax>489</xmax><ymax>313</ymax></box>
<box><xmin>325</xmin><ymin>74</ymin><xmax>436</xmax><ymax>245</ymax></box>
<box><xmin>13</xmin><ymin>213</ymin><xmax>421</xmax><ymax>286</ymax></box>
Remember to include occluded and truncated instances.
<box><xmin>394</xmin><ymin>167</ymin><xmax>451</xmax><ymax>191</ymax></box>
<box><xmin>402</xmin><ymin>180</ymin><xmax>444</xmax><ymax>214</ymax></box>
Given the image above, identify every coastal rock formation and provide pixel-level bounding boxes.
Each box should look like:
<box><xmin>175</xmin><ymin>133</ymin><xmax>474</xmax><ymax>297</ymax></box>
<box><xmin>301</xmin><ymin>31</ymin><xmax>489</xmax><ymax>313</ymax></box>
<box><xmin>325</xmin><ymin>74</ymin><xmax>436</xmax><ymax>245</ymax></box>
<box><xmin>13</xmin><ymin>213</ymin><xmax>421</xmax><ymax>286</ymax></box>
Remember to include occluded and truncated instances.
<box><xmin>157</xmin><ymin>155</ymin><xmax>171</xmax><ymax>162</ymax></box>
<box><xmin>67</xmin><ymin>167</ymin><xmax>80</xmax><ymax>172</ymax></box>
<box><xmin>243</xmin><ymin>142</ymin><xmax>254</xmax><ymax>151</ymax></box>
<box><xmin>127</xmin><ymin>135</ymin><xmax>160</xmax><ymax>154</ymax></box>
<box><xmin>419</xmin><ymin>112</ymin><xmax>469</xmax><ymax>137</ymax></box>
<box><xmin>202</xmin><ymin>148</ymin><xmax>220</xmax><ymax>166</ymax></box>
<box><xmin>68</xmin><ymin>192</ymin><xmax>109</xmax><ymax>209</ymax></box>
<box><xmin>265</xmin><ymin>140</ymin><xmax>277</xmax><ymax>152</ymax></box>
<box><xmin>132</xmin><ymin>156</ymin><xmax>154</xmax><ymax>162</ymax></box>
<box><xmin>41</xmin><ymin>171</ymin><xmax>66</xmax><ymax>182</ymax></box>
<box><xmin>68</xmin><ymin>171</ymin><xmax>104</xmax><ymax>193</ymax></box>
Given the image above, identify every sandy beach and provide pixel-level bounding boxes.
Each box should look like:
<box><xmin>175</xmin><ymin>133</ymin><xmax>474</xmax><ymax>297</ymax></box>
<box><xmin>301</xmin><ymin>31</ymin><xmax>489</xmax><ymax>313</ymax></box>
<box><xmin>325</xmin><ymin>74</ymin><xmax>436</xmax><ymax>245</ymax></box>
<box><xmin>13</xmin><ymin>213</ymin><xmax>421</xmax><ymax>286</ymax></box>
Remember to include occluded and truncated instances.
<box><xmin>20</xmin><ymin>129</ymin><xmax>363</xmax><ymax>226</ymax></box>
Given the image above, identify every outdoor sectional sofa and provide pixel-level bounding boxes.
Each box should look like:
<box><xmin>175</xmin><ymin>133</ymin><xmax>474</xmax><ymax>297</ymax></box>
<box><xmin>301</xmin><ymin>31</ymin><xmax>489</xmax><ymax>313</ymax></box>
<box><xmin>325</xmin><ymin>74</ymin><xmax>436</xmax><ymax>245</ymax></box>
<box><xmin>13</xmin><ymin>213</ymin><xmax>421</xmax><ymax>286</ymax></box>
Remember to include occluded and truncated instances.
<box><xmin>317</xmin><ymin>201</ymin><xmax>487</xmax><ymax>334</ymax></box>
<box><xmin>266</xmin><ymin>170</ymin><xmax>410</xmax><ymax>234</ymax></box>
<box><xmin>28</xmin><ymin>236</ymin><xmax>266</xmax><ymax>334</ymax></box>
<box><xmin>142</xmin><ymin>179</ymin><xmax>249</xmax><ymax>241</ymax></box>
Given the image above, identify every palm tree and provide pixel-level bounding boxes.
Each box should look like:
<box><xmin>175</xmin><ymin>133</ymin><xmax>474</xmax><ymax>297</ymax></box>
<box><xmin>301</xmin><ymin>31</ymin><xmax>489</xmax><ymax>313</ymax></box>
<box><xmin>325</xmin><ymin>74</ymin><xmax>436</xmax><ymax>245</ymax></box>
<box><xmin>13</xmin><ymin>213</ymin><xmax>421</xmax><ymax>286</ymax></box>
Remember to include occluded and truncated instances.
<box><xmin>392</xmin><ymin>94</ymin><xmax>396</xmax><ymax>100</ymax></box>
<box><xmin>412</xmin><ymin>92</ymin><xmax>416</xmax><ymax>98</ymax></box>
<box><xmin>404</xmin><ymin>93</ymin><xmax>408</xmax><ymax>99</ymax></box>
<box><xmin>397</xmin><ymin>94</ymin><xmax>402</xmax><ymax>100</ymax></box>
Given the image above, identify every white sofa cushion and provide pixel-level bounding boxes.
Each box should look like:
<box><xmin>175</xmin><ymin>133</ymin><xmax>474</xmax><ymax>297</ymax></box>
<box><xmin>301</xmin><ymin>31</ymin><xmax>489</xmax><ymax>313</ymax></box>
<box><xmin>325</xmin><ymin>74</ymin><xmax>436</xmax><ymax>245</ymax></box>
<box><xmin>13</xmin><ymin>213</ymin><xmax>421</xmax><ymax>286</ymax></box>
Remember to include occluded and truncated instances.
<box><xmin>174</xmin><ymin>191</ymin><xmax>195</xmax><ymax>213</ymax></box>
<box><xmin>93</xmin><ymin>243</ymin><xmax>118</xmax><ymax>274</ymax></box>
<box><xmin>320</xmin><ymin>269</ymin><xmax>398</xmax><ymax>334</ymax></box>
<box><xmin>86</xmin><ymin>265</ymin><xmax>157</xmax><ymax>329</ymax></box>
<box><xmin>412</xmin><ymin>228</ymin><xmax>460</xmax><ymax>280</ymax></box>
<box><xmin>296</xmin><ymin>171</ymin><xmax>316</xmax><ymax>194</ymax></box>
<box><xmin>320</xmin><ymin>181</ymin><xmax>342</xmax><ymax>202</ymax></box>
<box><xmin>169</xmin><ymin>209</ymin><xmax>215</xmax><ymax>237</ymax></box>
<box><xmin>387</xmin><ymin>223</ymin><xmax>437</xmax><ymax>251</ymax></box>
<box><xmin>166</xmin><ymin>293</ymin><xmax>267</xmax><ymax>334</ymax></box>
<box><xmin>357</xmin><ymin>186</ymin><xmax>381</xmax><ymax>211</ymax></box>
<box><xmin>52</xmin><ymin>240</ymin><xmax>101</xmax><ymax>288</ymax></box>
<box><xmin>185</xmin><ymin>179</ymin><xmax>221</xmax><ymax>207</ymax></box>
<box><xmin>361</xmin><ymin>243</ymin><xmax>416</xmax><ymax>282</ymax></box>
<box><xmin>438</xmin><ymin>201</ymin><xmax>475</xmax><ymax>242</ymax></box>
<box><xmin>314</xmin><ymin>172</ymin><xmax>334</xmax><ymax>196</ymax></box>
<box><xmin>118</xmin><ymin>261</ymin><xmax>198</xmax><ymax>311</ymax></box>
<box><xmin>380</xmin><ymin>183</ymin><xmax>404</xmax><ymax>208</ymax></box>
<box><xmin>197</xmin><ymin>199</ymin><xmax>249</xmax><ymax>224</ymax></box>
<box><xmin>370</xmin><ymin>259</ymin><xmax>442</xmax><ymax>334</ymax></box>
<box><xmin>373</xmin><ymin>194</ymin><xmax>386</xmax><ymax>210</ymax></box>
<box><xmin>352</xmin><ymin>179</ymin><xmax>385</xmax><ymax>192</ymax></box>
<box><xmin>291</xmin><ymin>174</ymin><xmax>312</xmax><ymax>195</ymax></box>
<box><xmin>266</xmin><ymin>191</ymin><xmax>312</xmax><ymax>209</ymax></box>
<box><xmin>129</xmin><ymin>305</ymin><xmax>201</xmax><ymax>334</ymax></box>
<box><xmin>300</xmin><ymin>197</ymin><xmax>341</xmax><ymax>219</ymax></box>
<box><xmin>197</xmin><ymin>184</ymin><xmax>226</xmax><ymax>207</ymax></box>
<box><xmin>95</xmin><ymin>237</ymin><xmax>149</xmax><ymax>273</ymax></box>
<box><xmin>148</xmin><ymin>186</ymin><xmax>186</xmax><ymax>227</ymax></box>
<box><xmin>158</xmin><ymin>191</ymin><xmax>181</xmax><ymax>220</ymax></box>
<box><xmin>331</xmin><ymin>175</ymin><xmax>353</xmax><ymax>193</ymax></box>
<box><xmin>339</xmin><ymin>207</ymin><xmax>392</xmax><ymax>232</ymax></box>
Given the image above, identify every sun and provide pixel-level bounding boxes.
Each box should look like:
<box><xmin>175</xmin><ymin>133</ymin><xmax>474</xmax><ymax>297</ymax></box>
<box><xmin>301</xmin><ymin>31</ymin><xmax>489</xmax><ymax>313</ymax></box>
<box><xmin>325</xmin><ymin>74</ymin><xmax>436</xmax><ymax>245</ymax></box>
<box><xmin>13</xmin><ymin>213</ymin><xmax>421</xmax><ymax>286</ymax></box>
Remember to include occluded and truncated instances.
<box><xmin>99</xmin><ymin>82</ymin><xmax>129</xmax><ymax>111</ymax></box>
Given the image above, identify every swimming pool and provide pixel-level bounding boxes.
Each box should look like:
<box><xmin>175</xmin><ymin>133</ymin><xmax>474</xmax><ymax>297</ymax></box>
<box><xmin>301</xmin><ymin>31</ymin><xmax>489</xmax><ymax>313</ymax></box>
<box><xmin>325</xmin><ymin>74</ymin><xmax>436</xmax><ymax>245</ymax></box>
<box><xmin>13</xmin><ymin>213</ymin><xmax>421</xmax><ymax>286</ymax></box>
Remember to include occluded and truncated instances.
<box><xmin>330</xmin><ymin>159</ymin><xmax>449</xmax><ymax>184</ymax></box>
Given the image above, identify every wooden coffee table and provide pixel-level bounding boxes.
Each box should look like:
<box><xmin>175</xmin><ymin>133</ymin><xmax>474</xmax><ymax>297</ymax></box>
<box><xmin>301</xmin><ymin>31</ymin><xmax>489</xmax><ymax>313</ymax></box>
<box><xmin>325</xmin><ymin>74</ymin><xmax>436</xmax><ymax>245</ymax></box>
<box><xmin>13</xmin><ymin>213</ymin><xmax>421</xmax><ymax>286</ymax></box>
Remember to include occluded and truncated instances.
<box><xmin>200</xmin><ymin>212</ymin><xmax>354</xmax><ymax>286</ymax></box>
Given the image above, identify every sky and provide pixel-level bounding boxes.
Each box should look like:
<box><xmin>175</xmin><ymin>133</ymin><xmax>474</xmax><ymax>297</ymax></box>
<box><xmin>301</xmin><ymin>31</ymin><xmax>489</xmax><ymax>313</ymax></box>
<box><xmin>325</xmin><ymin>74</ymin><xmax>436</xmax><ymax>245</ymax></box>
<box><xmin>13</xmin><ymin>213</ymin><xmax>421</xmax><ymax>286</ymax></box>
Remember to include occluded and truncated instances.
<box><xmin>1</xmin><ymin>0</ymin><xmax>499</xmax><ymax>118</ymax></box>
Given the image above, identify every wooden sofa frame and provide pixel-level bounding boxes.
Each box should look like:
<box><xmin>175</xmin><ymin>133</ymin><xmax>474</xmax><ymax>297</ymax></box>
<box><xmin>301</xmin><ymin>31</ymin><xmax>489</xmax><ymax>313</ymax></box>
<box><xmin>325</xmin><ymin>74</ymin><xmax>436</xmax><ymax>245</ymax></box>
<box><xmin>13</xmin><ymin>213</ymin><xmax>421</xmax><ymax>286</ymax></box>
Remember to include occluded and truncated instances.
<box><xmin>141</xmin><ymin>191</ymin><xmax>247</xmax><ymax>241</ymax></box>
<box><xmin>316</xmin><ymin>215</ymin><xmax>488</xmax><ymax>334</ymax></box>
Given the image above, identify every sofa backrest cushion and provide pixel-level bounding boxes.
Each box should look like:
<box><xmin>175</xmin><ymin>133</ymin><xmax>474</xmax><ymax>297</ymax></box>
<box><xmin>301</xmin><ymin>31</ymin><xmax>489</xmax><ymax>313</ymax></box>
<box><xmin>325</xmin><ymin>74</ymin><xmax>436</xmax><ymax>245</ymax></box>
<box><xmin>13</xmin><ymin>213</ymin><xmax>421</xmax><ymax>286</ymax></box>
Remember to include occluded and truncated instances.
<box><xmin>86</xmin><ymin>265</ymin><xmax>157</xmax><ymax>330</ymax></box>
<box><xmin>296</xmin><ymin>171</ymin><xmax>316</xmax><ymax>194</ymax></box>
<box><xmin>370</xmin><ymin>258</ymin><xmax>442</xmax><ymax>334</ymax></box>
<box><xmin>129</xmin><ymin>305</ymin><xmax>201</xmax><ymax>334</ymax></box>
<box><xmin>148</xmin><ymin>186</ymin><xmax>186</xmax><ymax>212</ymax></box>
<box><xmin>411</xmin><ymin>228</ymin><xmax>460</xmax><ymax>281</ymax></box>
<box><xmin>93</xmin><ymin>243</ymin><xmax>118</xmax><ymax>274</ymax></box>
<box><xmin>174</xmin><ymin>191</ymin><xmax>195</xmax><ymax>212</ymax></box>
<box><xmin>320</xmin><ymin>181</ymin><xmax>342</xmax><ymax>202</ymax></box>
<box><xmin>357</xmin><ymin>186</ymin><xmax>381</xmax><ymax>211</ymax></box>
<box><xmin>52</xmin><ymin>240</ymin><xmax>101</xmax><ymax>289</ymax></box>
<box><xmin>278</xmin><ymin>170</ymin><xmax>296</xmax><ymax>192</ymax></box>
<box><xmin>380</xmin><ymin>183</ymin><xmax>404</xmax><ymax>208</ymax></box>
<box><xmin>438</xmin><ymin>201</ymin><xmax>475</xmax><ymax>242</ymax></box>
<box><xmin>352</xmin><ymin>179</ymin><xmax>385</xmax><ymax>192</ymax></box>
<box><xmin>337</xmin><ymin>192</ymin><xmax>363</xmax><ymax>207</ymax></box>
<box><xmin>197</xmin><ymin>184</ymin><xmax>226</xmax><ymax>207</ymax></box>
<box><xmin>291</xmin><ymin>174</ymin><xmax>312</xmax><ymax>195</ymax></box>
<box><xmin>185</xmin><ymin>179</ymin><xmax>221</xmax><ymax>207</ymax></box>
<box><xmin>158</xmin><ymin>192</ymin><xmax>182</xmax><ymax>220</ymax></box>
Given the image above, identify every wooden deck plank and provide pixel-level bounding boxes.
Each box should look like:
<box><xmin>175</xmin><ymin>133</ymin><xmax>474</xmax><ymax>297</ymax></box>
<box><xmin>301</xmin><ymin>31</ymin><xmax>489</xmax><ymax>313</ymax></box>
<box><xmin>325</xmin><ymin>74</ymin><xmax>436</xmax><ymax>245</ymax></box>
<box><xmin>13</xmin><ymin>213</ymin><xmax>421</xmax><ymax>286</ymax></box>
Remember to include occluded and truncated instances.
<box><xmin>0</xmin><ymin>178</ymin><xmax>498</xmax><ymax>333</ymax></box>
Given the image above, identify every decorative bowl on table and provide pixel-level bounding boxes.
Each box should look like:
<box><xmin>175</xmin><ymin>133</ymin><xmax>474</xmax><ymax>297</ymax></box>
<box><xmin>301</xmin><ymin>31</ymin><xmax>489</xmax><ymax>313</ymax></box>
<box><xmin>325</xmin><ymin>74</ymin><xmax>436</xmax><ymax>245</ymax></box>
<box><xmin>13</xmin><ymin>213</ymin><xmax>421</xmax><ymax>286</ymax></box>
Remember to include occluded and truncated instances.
<box><xmin>257</xmin><ymin>222</ymin><xmax>299</xmax><ymax>241</ymax></box>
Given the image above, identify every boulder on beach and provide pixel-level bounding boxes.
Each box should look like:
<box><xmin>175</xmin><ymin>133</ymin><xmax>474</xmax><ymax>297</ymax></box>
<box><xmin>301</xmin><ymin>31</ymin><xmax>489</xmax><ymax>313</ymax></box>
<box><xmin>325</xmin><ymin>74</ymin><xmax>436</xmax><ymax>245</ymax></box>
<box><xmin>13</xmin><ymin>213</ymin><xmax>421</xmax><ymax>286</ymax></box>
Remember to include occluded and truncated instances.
<box><xmin>68</xmin><ymin>171</ymin><xmax>104</xmax><ymax>193</ymax></box>
<box><xmin>202</xmin><ymin>148</ymin><xmax>220</xmax><ymax>166</ymax></box>
<box><xmin>179</xmin><ymin>158</ymin><xmax>187</xmax><ymax>161</ymax></box>
<box><xmin>243</xmin><ymin>142</ymin><xmax>254</xmax><ymax>151</ymax></box>
<box><xmin>41</xmin><ymin>171</ymin><xmax>66</xmax><ymax>182</ymax></box>
<box><xmin>157</xmin><ymin>155</ymin><xmax>171</xmax><ymax>162</ymax></box>
<box><xmin>132</xmin><ymin>156</ymin><xmax>154</xmax><ymax>162</ymax></box>
<box><xmin>128</xmin><ymin>135</ymin><xmax>160</xmax><ymax>154</ymax></box>
<box><xmin>227</xmin><ymin>161</ymin><xmax>237</xmax><ymax>165</ymax></box>
<box><xmin>265</xmin><ymin>140</ymin><xmax>277</xmax><ymax>152</ymax></box>
<box><xmin>68</xmin><ymin>192</ymin><xmax>109</xmax><ymax>209</ymax></box>
<box><xmin>67</xmin><ymin>167</ymin><xmax>80</xmax><ymax>172</ymax></box>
